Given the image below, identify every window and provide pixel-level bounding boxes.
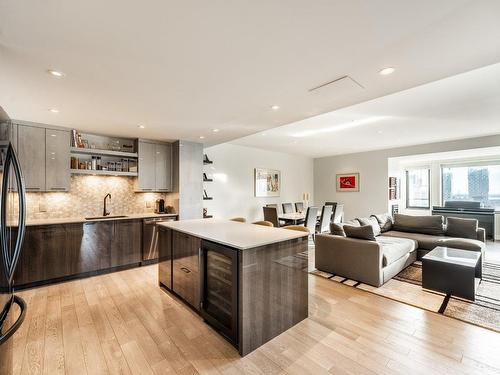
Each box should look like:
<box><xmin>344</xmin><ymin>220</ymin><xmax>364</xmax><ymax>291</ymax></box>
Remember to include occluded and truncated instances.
<box><xmin>406</xmin><ymin>168</ymin><xmax>430</xmax><ymax>209</ymax></box>
<box><xmin>442</xmin><ymin>162</ymin><xmax>500</xmax><ymax>209</ymax></box>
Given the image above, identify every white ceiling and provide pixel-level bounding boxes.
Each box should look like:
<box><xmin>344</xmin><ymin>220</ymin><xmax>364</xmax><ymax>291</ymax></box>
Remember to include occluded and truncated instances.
<box><xmin>234</xmin><ymin>61</ymin><xmax>500</xmax><ymax>157</ymax></box>
<box><xmin>1</xmin><ymin>1</ymin><xmax>500</xmax><ymax>144</ymax></box>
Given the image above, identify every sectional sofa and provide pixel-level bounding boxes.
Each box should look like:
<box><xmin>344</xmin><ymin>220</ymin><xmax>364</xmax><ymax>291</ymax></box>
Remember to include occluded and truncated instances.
<box><xmin>315</xmin><ymin>213</ymin><xmax>486</xmax><ymax>287</ymax></box>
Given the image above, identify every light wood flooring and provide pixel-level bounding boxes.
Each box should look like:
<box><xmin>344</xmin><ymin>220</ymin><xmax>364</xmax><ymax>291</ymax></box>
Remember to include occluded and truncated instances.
<box><xmin>11</xmin><ymin>263</ymin><xmax>500</xmax><ymax>375</ymax></box>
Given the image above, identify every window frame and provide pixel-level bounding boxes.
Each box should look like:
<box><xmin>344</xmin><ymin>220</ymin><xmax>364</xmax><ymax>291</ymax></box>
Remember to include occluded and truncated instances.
<box><xmin>405</xmin><ymin>168</ymin><xmax>431</xmax><ymax>210</ymax></box>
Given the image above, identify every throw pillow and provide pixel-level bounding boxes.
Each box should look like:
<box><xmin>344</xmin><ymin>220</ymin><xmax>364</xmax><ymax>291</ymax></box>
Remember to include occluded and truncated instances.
<box><xmin>371</xmin><ymin>213</ymin><xmax>393</xmax><ymax>232</ymax></box>
<box><xmin>343</xmin><ymin>224</ymin><xmax>376</xmax><ymax>241</ymax></box>
<box><xmin>393</xmin><ymin>214</ymin><xmax>444</xmax><ymax>236</ymax></box>
<box><xmin>357</xmin><ymin>217</ymin><xmax>381</xmax><ymax>237</ymax></box>
<box><xmin>330</xmin><ymin>223</ymin><xmax>346</xmax><ymax>236</ymax></box>
<box><xmin>445</xmin><ymin>217</ymin><xmax>478</xmax><ymax>240</ymax></box>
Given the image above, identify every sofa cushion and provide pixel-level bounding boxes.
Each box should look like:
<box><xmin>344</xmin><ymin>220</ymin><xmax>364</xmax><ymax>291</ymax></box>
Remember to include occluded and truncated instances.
<box><xmin>371</xmin><ymin>213</ymin><xmax>393</xmax><ymax>232</ymax></box>
<box><xmin>357</xmin><ymin>217</ymin><xmax>381</xmax><ymax>236</ymax></box>
<box><xmin>437</xmin><ymin>238</ymin><xmax>485</xmax><ymax>252</ymax></box>
<box><xmin>393</xmin><ymin>214</ymin><xmax>444</xmax><ymax>236</ymax></box>
<box><xmin>329</xmin><ymin>219</ymin><xmax>360</xmax><ymax>236</ymax></box>
<box><xmin>380</xmin><ymin>230</ymin><xmax>447</xmax><ymax>250</ymax></box>
<box><xmin>344</xmin><ymin>224</ymin><xmax>376</xmax><ymax>241</ymax></box>
<box><xmin>376</xmin><ymin>236</ymin><xmax>417</xmax><ymax>267</ymax></box>
<box><xmin>445</xmin><ymin>217</ymin><xmax>478</xmax><ymax>239</ymax></box>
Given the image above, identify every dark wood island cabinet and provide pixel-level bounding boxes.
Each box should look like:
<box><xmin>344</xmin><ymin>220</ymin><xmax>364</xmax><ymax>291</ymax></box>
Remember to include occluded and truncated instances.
<box><xmin>158</xmin><ymin>219</ymin><xmax>309</xmax><ymax>356</ymax></box>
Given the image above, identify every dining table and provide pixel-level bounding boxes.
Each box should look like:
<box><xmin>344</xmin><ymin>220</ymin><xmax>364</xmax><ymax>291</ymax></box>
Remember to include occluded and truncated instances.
<box><xmin>278</xmin><ymin>212</ymin><xmax>321</xmax><ymax>225</ymax></box>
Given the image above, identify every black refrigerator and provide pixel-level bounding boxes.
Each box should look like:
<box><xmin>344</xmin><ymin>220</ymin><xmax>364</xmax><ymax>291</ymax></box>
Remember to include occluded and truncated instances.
<box><xmin>0</xmin><ymin>141</ymin><xmax>27</xmax><ymax>375</ymax></box>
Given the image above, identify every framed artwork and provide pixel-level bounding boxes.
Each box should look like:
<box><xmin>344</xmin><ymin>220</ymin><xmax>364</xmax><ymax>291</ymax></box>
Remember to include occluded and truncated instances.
<box><xmin>336</xmin><ymin>173</ymin><xmax>359</xmax><ymax>192</ymax></box>
<box><xmin>254</xmin><ymin>168</ymin><xmax>281</xmax><ymax>197</ymax></box>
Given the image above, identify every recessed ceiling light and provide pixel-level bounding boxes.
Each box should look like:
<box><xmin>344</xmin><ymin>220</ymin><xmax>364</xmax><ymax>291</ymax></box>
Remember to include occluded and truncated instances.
<box><xmin>377</xmin><ymin>130</ymin><xmax>383</xmax><ymax>134</ymax></box>
<box><xmin>48</xmin><ymin>108</ymin><xmax>59</xmax><ymax>113</ymax></box>
<box><xmin>212</xmin><ymin>128</ymin><xmax>219</xmax><ymax>133</ymax></box>
<box><xmin>379</xmin><ymin>67</ymin><xmax>395</xmax><ymax>76</ymax></box>
<box><xmin>199</xmin><ymin>136</ymin><xmax>205</xmax><ymax>139</ymax></box>
<box><xmin>47</xmin><ymin>69</ymin><xmax>65</xmax><ymax>77</ymax></box>
<box><xmin>271</xmin><ymin>105</ymin><xmax>280</xmax><ymax>110</ymax></box>
<box><xmin>261</xmin><ymin>133</ymin><xmax>267</xmax><ymax>136</ymax></box>
<box><xmin>137</xmin><ymin>124</ymin><xmax>145</xmax><ymax>129</ymax></box>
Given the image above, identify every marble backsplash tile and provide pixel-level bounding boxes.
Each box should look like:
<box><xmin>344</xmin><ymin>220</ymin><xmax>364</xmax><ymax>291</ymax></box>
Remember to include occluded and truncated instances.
<box><xmin>26</xmin><ymin>175</ymin><xmax>175</xmax><ymax>220</ymax></box>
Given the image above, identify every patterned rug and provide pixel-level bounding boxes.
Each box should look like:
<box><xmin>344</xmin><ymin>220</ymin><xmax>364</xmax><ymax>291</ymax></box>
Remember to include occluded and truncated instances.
<box><xmin>311</xmin><ymin>261</ymin><xmax>500</xmax><ymax>333</ymax></box>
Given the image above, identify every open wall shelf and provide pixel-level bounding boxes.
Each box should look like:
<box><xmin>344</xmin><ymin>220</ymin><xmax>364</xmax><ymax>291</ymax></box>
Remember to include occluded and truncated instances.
<box><xmin>70</xmin><ymin>169</ymin><xmax>138</xmax><ymax>177</ymax></box>
<box><xmin>70</xmin><ymin>147</ymin><xmax>138</xmax><ymax>158</ymax></box>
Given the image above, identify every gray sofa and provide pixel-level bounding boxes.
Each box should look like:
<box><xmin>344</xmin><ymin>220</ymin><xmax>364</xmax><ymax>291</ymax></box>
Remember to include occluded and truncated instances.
<box><xmin>315</xmin><ymin>214</ymin><xmax>486</xmax><ymax>287</ymax></box>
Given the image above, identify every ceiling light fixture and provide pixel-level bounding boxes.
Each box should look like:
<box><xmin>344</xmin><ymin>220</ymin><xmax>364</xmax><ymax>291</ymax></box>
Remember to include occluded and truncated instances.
<box><xmin>47</xmin><ymin>69</ymin><xmax>65</xmax><ymax>77</ymax></box>
<box><xmin>212</xmin><ymin>128</ymin><xmax>219</xmax><ymax>133</ymax></box>
<box><xmin>199</xmin><ymin>136</ymin><xmax>205</xmax><ymax>139</ymax></box>
<box><xmin>48</xmin><ymin>108</ymin><xmax>59</xmax><ymax>113</ymax></box>
<box><xmin>271</xmin><ymin>105</ymin><xmax>280</xmax><ymax>110</ymax></box>
<box><xmin>137</xmin><ymin>124</ymin><xmax>145</xmax><ymax>129</ymax></box>
<box><xmin>379</xmin><ymin>67</ymin><xmax>395</xmax><ymax>76</ymax></box>
<box><xmin>292</xmin><ymin>116</ymin><xmax>389</xmax><ymax>137</ymax></box>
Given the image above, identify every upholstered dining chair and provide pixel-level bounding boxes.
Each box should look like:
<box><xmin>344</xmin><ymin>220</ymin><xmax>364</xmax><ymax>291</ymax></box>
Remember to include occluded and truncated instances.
<box><xmin>295</xmin><ymin>202</ymin><xmax>304</xmax><ymax>213</ymax></box>
<box><xmin>304</xmin><ymin>206</ymin><xmax>319</xmax><ymax>240</ymax></box>
<box><xmin>282</xmin><ymin>203</ymin><xmax>294</xmax><ymax>214</ymax></box>
<box><xmin>230</xmin><ymin>217</ymin><xmax>246</xmax><ymax>223</ymax></box>
<box><xmin>282</xmin><ymin>225</ymin><xmax>309</xmax><ymax>233</ymax></box>
<box><xmin>316</xmin><ymin>205</ymin><xmax>333</xmax><ymax>233</ymax></box>
<box><xmin>252</xmin><ymin>220</ymin><xmax>274</xmax><ymax>227</ymax></box>
<box><xmin>325</xmin><ymin>201</ymin><xmax>337</xmax><ymax>223</ymax></box>
<box><xmin>263</xmin><ymin>206</ymin><xmax>280</xmax><ymax>228</ymax></box>
<box><xmin>332</xmin><ymin>204</ymin><xmax>344</xmax><ymax>223</ymax></box>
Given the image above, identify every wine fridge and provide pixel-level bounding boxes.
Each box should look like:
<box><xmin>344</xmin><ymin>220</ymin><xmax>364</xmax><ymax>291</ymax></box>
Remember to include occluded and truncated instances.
<box><xmin>200</xmin><ymin>240</ymin><xmax>238</xmax><ymax>346</ymax></box>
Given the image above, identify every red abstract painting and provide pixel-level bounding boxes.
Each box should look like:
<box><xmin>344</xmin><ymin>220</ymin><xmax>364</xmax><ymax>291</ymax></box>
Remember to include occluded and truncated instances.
<box><xmin>336</xmin><ymin>173</ymin><xmax>360</xmax><ymax>192</ymax></box>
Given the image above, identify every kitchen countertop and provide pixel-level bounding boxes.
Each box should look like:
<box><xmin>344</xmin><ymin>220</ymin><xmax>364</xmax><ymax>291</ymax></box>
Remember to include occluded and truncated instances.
<box><xmin>159</xmin><ymin>218</ymin><xmax>308</xmax><ymax>250</ymax></box>
<box><xmin>23</xmin><ymin>213</ymin><xmax>178</xmax><ymax>226</ymax></box>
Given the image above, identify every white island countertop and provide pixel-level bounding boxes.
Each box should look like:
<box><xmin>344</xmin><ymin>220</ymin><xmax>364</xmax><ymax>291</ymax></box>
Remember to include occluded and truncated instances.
<box><xmin>159</xmin><ymin>219</ymin><xmax>309</xmax><ymax>250</ymax></box>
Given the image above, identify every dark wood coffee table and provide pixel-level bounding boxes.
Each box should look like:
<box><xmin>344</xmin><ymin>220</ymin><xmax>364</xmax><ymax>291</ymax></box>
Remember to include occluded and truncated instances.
<box><xmin>422</xmin><ymin>246</ymin><xmax>482</xmax><ymax>301</ymax></box>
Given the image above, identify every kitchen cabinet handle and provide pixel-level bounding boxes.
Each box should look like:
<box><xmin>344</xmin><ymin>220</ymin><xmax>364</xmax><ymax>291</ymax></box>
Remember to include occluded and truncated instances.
<box><xmin>180</xmin><ymin>267</ymin><xmax>191</xmax><ymax>274</ymax></box>
<box><xmin>49</xmin><ymin>187</ymin><xmax>67</xmax><ymax>191</ymax></box>
<box><xmin>26</xmin><ymin>187</ymin><xmax>41</xmax><ymax>191</ymax></box>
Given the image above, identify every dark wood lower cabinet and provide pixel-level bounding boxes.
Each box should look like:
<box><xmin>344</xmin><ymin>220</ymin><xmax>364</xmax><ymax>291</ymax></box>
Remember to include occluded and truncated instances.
<box><xmin>171</xmin><ymin>231</ymin><xmax>201</xmax><ymax>311</ymax></box>
<box><xmin>158</xmin><ymin>226</ymin><xmax>172</xmax><ymax>289</ymax></box>
<box><xmin>14</xmin><ymin>219</ymin><xmax>143</xmax><ymax>288</ymax></box>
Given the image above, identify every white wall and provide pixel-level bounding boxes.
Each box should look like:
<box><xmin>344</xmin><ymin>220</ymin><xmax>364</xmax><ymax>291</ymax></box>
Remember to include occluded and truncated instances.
<box><xmin>203</xmin><ymin>143</ymin><xmax>313</xmax><ymax>222</ymax></box>
<box><xmin>314</xmin><ymin>134</ymin><xmax>500</xmax><ymax>220</ymax></box>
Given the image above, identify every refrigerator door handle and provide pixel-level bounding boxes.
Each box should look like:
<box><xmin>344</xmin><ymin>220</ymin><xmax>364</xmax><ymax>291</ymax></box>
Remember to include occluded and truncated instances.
<box><xmin>0</xmin><ymin>295</ymin><xmax>27</xmax><ymax>345</ymax></box>
<box><xmin>1</xmin><ymin>143</ymin><xmax>27</xmax><ymax>285</ymax></box>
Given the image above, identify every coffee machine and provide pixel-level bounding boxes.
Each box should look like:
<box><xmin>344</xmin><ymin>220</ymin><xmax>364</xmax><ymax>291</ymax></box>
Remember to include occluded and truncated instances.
<box><xmin>154</xmin><ymin>199</ymin><xmax>165</xmax><ymax>214</ymax></box>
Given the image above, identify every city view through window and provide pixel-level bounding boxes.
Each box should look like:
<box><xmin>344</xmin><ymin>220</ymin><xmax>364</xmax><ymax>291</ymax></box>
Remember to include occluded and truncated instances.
<box><xmin>442</xmin><ymin>164</ymin><xmax>500</xmax><ymax>209</ymax></box>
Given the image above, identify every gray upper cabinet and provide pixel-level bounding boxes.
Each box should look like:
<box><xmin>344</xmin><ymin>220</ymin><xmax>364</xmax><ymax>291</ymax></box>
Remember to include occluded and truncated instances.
<box><xmin>45</xmin><ymin>128</ymin><xmax>70</xmax><ymax>191</ymax></box>
<box><xmin>155</xmin><ymin>143</ymin><xmax>172</xmax><ymax>191</ymax></box>
<box><xmin>18</xmin><ymin>125</ymin><xmax>46</xmax><ymax>191</ymax></box>
<box><xmin>137</xmin><ymin>140</ymin><xmax>172</xmax><ymax>192</ymax></box>
<box><xmin>138</xmin><ymin>141</ymin><xmax>156</xmax><ymax>191</ymax></box>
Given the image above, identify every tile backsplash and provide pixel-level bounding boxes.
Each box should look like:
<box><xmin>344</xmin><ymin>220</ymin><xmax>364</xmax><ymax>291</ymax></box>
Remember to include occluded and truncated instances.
<box><xmin>26</xmin><ymin>176</ymin><xmax>177</xmax><ymax>220</ymax></box>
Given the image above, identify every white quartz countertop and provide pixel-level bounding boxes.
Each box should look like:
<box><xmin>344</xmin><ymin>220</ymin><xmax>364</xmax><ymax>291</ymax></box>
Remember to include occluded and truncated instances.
<box><xmin>23</xmin><ymin>213</ymin><xmax>178</xmax><ymax>226</ymax></box>
<box><xmin>158</xmin><ymin>219</ymin><xmax>308</xmax><ymax>250</ymax></box>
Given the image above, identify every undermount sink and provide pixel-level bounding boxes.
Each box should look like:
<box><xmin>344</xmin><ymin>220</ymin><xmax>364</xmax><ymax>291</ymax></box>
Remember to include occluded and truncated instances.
<box><xmin>85</xmin><ymin>215</ymin><xmax>128</xmax><ymax>220</ymax></box>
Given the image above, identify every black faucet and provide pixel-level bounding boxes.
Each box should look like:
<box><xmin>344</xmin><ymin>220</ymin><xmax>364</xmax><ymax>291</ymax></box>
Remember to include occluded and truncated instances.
<box><xmin>103</xmin><ymin>193</ymin><xmax>111</xmax><ymax>216</ymax></box>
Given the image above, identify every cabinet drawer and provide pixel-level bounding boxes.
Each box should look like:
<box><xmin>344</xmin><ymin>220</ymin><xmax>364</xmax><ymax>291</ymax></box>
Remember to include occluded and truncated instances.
<box><xmin>173</xmin><ymin>262</ymin><xmax>200</xmax><ymax>310</ymax></box>
<box><xmin>172</xmin><ymin>231</ymin><xmax>200</xmax><ymax>272</ymax></box>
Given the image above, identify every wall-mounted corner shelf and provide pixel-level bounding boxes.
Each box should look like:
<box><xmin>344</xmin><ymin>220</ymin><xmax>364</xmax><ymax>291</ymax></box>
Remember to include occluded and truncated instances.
<box><xmin>70</xmin><ymin>147</ymin><xmax>138</xmax><ymax>158</ymax></box>
<box><xmin>70</xmin><ymin>169</ymin><xmax>138</xmax><ymax>177</ymax></box>
<box><xmin>203</xmin><ymin>215</ymin><xmax>213</xmax><ymax>219</ymax></box>
<box><xmin>203</xmin><ymin>197</ymin><xmax>213</xmax><ymax>200</ymax></box>
<box><xmin>203</xmin><ymin>160</ymin><xmax>213</xmax><ymax>165</ymax></box>
<box><xmin>203</xmin><ymin>178</ymin><xmax>213</xmax><ymax>182</ymax></box>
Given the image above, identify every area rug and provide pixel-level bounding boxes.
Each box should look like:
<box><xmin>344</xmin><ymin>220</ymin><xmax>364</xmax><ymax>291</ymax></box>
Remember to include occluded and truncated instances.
<box><xmin>311</xmin><ymin>261</ymin><xmax>500</xmax><ymax>333</ymax></box>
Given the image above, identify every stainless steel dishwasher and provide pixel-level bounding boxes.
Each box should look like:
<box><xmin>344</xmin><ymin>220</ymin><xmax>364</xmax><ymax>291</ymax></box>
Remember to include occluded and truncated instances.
<box><xmin>142</xmin><ymin>216</ymin><xmax>177</xmax><ymax>263</ymax></box>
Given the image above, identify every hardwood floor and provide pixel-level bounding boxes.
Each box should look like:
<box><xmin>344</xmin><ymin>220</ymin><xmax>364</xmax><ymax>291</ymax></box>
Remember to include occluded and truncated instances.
<box><xmin>12</xmin><ymin>263</ymin><xmax>500</xmax><ymax>375</ymax></box>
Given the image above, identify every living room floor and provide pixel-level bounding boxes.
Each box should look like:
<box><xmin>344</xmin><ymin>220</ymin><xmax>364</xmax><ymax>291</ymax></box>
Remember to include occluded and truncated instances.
<box><xmin>485</xmin><ymin>241</ymin><xmax>500</xmax><ymax>264</ymax></box>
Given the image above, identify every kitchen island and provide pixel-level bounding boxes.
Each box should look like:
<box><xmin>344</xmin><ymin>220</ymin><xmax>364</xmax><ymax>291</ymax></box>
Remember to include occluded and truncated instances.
<box><xmin>158</xmin><ymin>219</ymin><xmax>309</xmax><ymax>356</ymax></box>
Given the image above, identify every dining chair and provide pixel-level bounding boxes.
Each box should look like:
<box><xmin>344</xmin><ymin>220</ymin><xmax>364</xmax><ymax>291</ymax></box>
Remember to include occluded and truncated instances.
<box><xmin>332</xmin><ymin>204</ymin><xmax>344</xmax><ymax>223</ymax></box>
<box><xmin>282</xmin><ymin>225</ymin><xmax>309</xmax><ymax>233</ymax></box>
<box><xmin>325</xmin><ymin>201</ymin><xmax>337</xmax><ymax>223</ymax></box>
<box><xmin>282</xmin><ymin>203</ymin><xmax>294</xmax><ymax>214</ymax></box>
<box><xmin>316</xmin><ymin>205</ymin><xmax>333</xmax><ymax>233</ymax></box>
<box><xmin>263</xmin><ymin>206</ymin><xmax>280</xmax><ymax>228</ymax></box>
<box><xmin>252</xmin><ymin>220</ymin><xmax>274</xmax><ymax>227</ymax></box>
<box><xmin>230</xmin><ymin>217</ymin><xmax>246</xmax><ymax>223</ymax></box>
<box><xmin>304</xmin><ymin>206</ymin><xmax>319</xmax><ymax>240</ymax></box>
<box><xmin>266</xmin><ymin>204</ymin><xmax>278</xmax><ymax>210</ymax></box>
<box><xmin>295</xmin><ymin>202</ymin><xmax>304</xmax><ymax>213</ymax></box>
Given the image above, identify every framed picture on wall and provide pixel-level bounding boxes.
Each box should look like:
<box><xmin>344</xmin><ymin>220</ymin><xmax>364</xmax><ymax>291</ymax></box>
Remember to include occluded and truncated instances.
<box><xmin>255</xmin><ymin>168</ymin><xmax>281</xmax><ymax>197</ymax></box>
<box><xmin>336</xmin><ymin>173</ymin><xmax>360</xmax><ymax>192</ymax></box>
